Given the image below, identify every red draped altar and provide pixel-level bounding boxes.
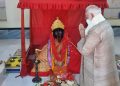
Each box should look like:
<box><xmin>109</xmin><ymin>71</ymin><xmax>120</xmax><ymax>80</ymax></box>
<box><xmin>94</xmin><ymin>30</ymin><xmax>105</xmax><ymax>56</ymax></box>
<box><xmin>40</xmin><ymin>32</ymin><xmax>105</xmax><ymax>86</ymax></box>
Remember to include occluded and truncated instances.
<box><xmin>17</xmin><ymin>0</ymin><xmax>108</xmax><ymax>77</ymax></box>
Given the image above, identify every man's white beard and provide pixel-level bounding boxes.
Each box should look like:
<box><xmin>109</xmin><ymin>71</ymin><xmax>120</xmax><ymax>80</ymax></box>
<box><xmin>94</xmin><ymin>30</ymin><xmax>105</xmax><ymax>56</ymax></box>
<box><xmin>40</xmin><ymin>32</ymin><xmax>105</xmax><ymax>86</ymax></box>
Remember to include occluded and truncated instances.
<box><xmin>85</xmin><ymin>13</ymin><xmax>105</xmax><ymax>36</ymax></box>
<box><xmin>86</xmin><ymin>19</ymin><xmax>93</xmax><ymax>26</ymax></box>
<box><xmin>85</xmin><ymin>19</ymin><xmax>94</xmax><ymax>36</ymax></box>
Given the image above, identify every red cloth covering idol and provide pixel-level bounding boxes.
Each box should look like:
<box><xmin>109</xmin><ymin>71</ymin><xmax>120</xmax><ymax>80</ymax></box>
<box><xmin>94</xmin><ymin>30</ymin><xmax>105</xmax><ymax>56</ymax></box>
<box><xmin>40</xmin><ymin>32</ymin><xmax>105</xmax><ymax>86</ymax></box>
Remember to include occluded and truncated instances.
<box><xmin>49</xmin><ymin>33</ymin><xmax>81</xmax><ymax>74</ymax></box>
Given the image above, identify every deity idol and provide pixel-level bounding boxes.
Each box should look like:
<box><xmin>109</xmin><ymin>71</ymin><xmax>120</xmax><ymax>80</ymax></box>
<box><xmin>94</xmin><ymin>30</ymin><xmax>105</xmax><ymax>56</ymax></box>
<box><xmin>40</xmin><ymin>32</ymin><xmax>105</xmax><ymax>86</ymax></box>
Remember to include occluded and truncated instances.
<box><xmin>31</xmin><ymin>17</ymin><xmax>81</xmax><ymax>79</ymax></box>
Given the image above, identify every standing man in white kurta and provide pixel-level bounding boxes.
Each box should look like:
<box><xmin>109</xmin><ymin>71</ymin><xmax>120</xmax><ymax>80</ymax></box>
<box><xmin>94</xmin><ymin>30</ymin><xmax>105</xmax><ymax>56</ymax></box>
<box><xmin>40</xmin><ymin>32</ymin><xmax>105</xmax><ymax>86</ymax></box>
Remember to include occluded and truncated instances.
<box><xmin>77</xmin><ymin>5</ymin><xmax>120</xmax><ymax>86</ymax></box>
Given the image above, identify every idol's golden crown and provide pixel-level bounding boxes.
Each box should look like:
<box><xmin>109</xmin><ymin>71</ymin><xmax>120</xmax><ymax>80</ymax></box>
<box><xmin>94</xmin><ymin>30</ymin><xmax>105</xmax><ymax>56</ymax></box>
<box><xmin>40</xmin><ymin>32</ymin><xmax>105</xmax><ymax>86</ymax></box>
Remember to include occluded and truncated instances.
<box><xmin>51</xmin><ymin>17</ymin><xmax>64</xmax><ymax>31</ymax></box>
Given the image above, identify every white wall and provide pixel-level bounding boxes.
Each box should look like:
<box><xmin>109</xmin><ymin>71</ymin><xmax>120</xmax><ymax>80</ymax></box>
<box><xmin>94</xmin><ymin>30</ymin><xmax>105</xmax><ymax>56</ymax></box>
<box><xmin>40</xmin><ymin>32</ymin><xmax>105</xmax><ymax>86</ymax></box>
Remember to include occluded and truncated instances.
<box><xmin>107</xmin><ymin>0</ymin><xmax>120</xmax><ymax>8</ymax></box>
<box><xmin>0</xmin><ymin>0</ymin><xmax>119</xmax><ymax>28</ymax></box>
<box><xmin>0</xmin><ymin>0</ymin><xmax>29</xmax><ymax>28</ymax></box>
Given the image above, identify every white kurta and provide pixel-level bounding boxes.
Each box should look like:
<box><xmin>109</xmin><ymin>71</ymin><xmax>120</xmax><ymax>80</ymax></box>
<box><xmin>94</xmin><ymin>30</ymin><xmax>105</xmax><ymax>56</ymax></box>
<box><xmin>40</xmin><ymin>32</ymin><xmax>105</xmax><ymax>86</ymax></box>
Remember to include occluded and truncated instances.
<box><xmin>77</xmin><ymin>20</ymin><xmax>120</xmax><ymax>86</ymax></box>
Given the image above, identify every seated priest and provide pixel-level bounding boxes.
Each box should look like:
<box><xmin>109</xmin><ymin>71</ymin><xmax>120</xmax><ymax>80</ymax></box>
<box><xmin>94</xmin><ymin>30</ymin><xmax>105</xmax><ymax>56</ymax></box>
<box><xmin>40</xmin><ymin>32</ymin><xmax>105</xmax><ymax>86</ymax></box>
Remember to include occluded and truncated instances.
<box><xmin>31</xmin><ymin>17</ymin><xmax>81</xmax><ymax>80</ymax></box>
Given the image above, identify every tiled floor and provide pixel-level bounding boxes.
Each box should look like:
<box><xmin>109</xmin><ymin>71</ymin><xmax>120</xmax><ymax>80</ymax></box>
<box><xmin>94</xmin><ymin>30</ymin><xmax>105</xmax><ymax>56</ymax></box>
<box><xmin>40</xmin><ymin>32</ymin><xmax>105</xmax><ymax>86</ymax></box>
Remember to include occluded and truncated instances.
<box><xmin>0</xmin><ymin>73</ymin><xmax>49</xmax><ymax>86</ymax></box>
<box><xmin>0</xmin><ymin>39</ymin><xmax>29</xmax><ymax>61</ymax></box>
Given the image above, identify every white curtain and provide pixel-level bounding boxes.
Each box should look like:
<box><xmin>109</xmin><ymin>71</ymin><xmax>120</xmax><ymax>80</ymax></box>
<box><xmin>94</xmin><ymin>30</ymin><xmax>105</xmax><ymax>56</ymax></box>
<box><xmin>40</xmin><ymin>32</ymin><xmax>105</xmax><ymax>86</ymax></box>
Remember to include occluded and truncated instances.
<box><xmin>0</xmin><ymin>0</ymin><xmax>6</xmax><ymax>21</ymax></box>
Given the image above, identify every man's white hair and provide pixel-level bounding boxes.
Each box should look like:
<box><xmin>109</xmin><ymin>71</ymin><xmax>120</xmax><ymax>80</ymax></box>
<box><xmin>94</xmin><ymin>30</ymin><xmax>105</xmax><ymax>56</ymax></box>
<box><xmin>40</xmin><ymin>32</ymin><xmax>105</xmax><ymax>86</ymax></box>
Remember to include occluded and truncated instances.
<box><xmin>86</xmin><ymin>5</ymin><xmax>102</xmax><ymax>15</ymax></box>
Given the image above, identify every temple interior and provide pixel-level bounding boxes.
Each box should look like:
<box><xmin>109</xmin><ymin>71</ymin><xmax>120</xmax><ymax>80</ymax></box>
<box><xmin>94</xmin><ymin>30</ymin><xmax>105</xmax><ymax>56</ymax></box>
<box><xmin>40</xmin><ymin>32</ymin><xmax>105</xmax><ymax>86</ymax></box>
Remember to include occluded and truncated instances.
<box><xmin>0</xmin><ymin>0</ymin><xmax>120</xmax><ymax>86</ymax></box>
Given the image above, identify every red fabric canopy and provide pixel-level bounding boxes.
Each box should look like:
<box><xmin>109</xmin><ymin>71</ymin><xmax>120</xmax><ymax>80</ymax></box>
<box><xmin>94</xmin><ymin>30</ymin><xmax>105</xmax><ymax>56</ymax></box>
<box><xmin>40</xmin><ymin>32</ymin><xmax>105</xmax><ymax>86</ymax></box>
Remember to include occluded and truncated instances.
<box><xmin>18</xmin><ymin>0</ymin><xmax>108</xmax><ymax>10</ymax></box>
<box><xmin>18</xmin><ymin>0</ymin><xmax>108</xmax><ymax>76</ymax></box>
